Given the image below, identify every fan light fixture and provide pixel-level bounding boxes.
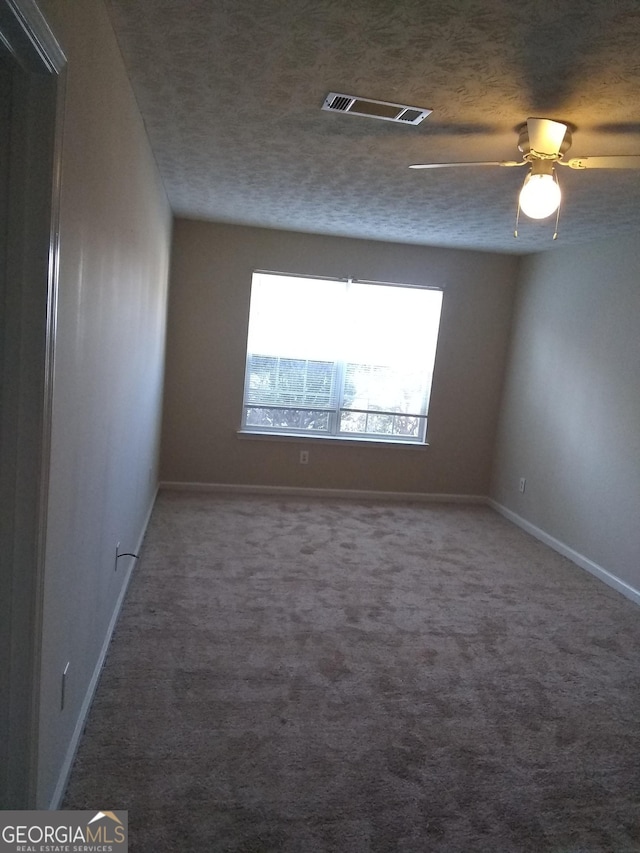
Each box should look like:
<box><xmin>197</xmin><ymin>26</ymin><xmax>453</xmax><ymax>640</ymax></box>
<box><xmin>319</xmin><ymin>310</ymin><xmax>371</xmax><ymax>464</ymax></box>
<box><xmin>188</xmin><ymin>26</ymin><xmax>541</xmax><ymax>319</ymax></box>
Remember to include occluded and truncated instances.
<box><xmin>519</xmin><ymin>168</ymin><xmax>561</xmax><ymax>220</ymax></box>
<box><xmin>409</xmin><ymin>117</ymin><xmax>640</xmax><ymax>238</ymax></box>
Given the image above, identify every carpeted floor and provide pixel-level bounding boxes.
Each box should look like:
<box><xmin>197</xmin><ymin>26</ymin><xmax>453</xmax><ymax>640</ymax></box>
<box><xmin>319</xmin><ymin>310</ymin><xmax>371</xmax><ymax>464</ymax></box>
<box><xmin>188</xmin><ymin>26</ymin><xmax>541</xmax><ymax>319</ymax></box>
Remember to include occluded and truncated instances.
<box><xmin>63</xmin><ymin>491</ymin><xmax>640</xmax><ymax>852</ymax></box>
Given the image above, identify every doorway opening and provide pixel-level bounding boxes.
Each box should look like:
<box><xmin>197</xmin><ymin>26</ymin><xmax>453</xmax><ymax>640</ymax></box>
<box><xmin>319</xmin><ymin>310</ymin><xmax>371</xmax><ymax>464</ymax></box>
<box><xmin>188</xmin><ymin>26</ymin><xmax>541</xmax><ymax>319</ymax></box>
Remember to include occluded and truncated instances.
<box><xmin>0</xmin><ymin>0</ymin><xmax>65</xmax><ymax>808</ymax></box>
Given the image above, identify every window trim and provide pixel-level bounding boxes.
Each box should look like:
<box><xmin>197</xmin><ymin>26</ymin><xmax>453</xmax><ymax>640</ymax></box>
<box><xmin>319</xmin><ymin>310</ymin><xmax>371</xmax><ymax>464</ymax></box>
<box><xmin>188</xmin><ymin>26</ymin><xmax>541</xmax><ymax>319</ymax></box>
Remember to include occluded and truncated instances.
<box><xmin>236</xmin><ymin>429</ymin><xmax>431</xmax><ymax>450</ymax></box>
<box><xmin>240</xmin><ymin>271</ymin><xmax>444</xmax><ymax>447</ymax></box>
<box><xmin>253</xmin><ymin>269</ymin><xmax>444</xmax><ymax>294</ymax></box>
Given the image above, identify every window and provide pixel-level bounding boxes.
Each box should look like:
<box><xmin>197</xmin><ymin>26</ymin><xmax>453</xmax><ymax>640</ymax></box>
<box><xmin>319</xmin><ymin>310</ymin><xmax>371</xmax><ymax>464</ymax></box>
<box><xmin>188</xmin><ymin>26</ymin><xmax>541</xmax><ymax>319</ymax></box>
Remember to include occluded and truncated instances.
<box><xmin>241</xmin><ymin>271</ymin><xmax>443</xmax><ymax>444</ymax></box>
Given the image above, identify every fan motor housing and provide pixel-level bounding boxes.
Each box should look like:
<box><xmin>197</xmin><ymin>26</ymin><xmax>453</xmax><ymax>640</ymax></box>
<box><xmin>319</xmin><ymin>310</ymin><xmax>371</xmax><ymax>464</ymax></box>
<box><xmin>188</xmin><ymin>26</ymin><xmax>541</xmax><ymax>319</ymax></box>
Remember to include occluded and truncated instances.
<box><xmin>518</xmin><ymin>123</ymin><xmax>572</xmax><ymax>160</ymax></box>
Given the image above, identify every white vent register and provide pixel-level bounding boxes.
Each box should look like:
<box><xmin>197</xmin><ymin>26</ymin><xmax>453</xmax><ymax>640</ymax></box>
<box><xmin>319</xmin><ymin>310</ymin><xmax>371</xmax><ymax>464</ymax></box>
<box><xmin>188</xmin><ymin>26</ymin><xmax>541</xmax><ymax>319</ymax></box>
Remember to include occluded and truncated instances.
<box><xmin>322</xmin><ymin>92</ymin><xmax>431</xmax><ymax>125</ymax></box>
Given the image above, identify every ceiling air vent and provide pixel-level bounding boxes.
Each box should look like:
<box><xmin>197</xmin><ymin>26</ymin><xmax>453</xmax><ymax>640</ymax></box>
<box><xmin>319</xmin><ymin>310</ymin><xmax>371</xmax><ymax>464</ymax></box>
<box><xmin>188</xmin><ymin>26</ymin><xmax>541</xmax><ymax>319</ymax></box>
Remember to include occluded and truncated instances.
<box><xmin>322</xmin><ymin>92</ymin><xmax>431</xmax><ymax>125</ymax></box>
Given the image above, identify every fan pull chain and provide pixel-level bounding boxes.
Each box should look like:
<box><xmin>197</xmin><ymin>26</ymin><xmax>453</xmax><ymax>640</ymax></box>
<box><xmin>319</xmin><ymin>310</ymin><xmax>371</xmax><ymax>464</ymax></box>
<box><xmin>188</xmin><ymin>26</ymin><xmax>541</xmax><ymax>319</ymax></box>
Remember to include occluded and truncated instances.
<box><xmin>552</xmin><ymin>170</ymin><xmax>561</xmax><ymax>240</ymax></box>
<box><xmin>514</xmin><ymin>201</ymin><xmax>522</xmax><ymax>238</ymax></box>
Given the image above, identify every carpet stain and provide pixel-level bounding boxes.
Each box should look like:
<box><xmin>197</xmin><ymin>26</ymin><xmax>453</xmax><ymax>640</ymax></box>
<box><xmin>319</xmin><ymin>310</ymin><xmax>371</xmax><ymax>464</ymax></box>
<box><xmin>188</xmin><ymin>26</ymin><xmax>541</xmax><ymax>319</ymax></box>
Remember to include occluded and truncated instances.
<box><xmin>318</xmin><ymin>650</ymin><xmax>351</xmax><ymax>682</ymax></box>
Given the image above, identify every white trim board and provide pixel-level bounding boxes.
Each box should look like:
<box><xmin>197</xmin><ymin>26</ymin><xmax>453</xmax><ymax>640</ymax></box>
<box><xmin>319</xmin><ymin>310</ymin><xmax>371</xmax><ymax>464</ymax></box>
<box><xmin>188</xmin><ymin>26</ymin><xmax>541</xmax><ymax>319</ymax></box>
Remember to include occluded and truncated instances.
<box><xmin>489</xmin><ymin>499</ymin><xmax>640</xmax><ymax>607</ymax></box>
<box><xmin>159</xmin><ymin>481</ymin><xmax>486</xmax><ymax>504</ymax></box>
<box><xmin>47</xmin><ymin>488</ymin><xmax>159</xmax><ymax>809</ymax></box>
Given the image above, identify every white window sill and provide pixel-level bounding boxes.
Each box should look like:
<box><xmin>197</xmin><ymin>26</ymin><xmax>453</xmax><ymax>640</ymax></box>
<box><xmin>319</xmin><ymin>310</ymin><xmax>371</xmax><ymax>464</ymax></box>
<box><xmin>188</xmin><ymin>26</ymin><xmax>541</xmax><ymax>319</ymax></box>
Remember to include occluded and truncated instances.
<box><xmin>237</xmin><ymin>430</ymin><xmax>429</xmax><ymax>449</ymax></box>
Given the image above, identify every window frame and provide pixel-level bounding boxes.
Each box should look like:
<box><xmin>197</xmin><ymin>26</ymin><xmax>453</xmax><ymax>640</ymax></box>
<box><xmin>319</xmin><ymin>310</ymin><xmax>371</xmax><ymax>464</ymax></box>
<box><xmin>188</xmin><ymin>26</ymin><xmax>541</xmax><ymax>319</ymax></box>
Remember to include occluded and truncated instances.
<box><xmin>240</xmin><ymin>270</ymin><xmax>443</xmax><ymax>447</ymax></box>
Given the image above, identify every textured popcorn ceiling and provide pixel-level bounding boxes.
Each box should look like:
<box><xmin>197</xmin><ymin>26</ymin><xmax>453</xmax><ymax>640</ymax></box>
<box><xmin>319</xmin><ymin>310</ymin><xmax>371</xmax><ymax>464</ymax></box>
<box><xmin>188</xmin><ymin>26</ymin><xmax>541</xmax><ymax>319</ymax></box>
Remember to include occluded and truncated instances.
<box><xmin>105</xmin><ymin>0</ymin><xmax>640</xmax><ymax>254</ymax></box>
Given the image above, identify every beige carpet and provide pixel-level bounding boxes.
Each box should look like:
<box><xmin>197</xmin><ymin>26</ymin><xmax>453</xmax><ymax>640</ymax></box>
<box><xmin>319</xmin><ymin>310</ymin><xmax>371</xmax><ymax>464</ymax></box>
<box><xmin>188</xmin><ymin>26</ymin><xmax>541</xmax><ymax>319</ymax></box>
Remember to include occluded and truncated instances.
<box><xmin>64</xmin><ymin>491</ymin><xmax>640</xmax><ymax>852</ymax></box>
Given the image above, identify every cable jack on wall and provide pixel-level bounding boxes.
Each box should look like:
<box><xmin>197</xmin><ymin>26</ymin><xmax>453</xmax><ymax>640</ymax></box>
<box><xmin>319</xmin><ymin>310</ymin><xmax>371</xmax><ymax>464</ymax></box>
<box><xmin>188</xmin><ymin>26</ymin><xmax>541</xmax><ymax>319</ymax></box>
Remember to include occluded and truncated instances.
<box><xmin>115</xmin><ymin>542</ymin><xmax>140</xmax><ymax>572</ymax></box>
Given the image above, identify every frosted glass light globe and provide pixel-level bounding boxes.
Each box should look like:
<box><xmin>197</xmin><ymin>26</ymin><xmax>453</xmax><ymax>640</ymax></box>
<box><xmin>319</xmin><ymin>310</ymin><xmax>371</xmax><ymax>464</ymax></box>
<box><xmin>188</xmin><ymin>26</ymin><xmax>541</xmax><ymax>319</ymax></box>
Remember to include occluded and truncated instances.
<box><xmin>519</xmin><ymin>173</ymin><xmax>561</xmax><ymax>219</ymax></box>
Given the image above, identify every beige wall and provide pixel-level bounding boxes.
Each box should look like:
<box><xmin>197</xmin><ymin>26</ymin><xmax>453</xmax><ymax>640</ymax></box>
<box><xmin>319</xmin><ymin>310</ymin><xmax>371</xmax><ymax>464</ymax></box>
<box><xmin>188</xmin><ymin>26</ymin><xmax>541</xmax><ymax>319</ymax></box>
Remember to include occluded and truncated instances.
<box><xmin>35</xmin><ymin>0</ymin><xmax>172</xmax><ymax>806</ymax></box>
<box><xmin>491</xmin><ymin>233</ymin><xmax>640</xmax><ymax>593</ymax></box>
<box><xmin>162</xmin><ymin>219</ymin><xmax>517</xmax><ymax>495</ymax></box>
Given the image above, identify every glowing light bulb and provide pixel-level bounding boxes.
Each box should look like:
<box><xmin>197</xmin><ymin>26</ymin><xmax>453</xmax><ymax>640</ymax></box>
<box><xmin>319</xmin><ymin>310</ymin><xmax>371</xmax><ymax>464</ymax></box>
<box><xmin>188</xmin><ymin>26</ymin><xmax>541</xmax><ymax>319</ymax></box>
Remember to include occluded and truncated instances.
<box><xmin>519</xmin><ymin>172</ymin><xmax>561</xmax><ymax>219</ymax></box>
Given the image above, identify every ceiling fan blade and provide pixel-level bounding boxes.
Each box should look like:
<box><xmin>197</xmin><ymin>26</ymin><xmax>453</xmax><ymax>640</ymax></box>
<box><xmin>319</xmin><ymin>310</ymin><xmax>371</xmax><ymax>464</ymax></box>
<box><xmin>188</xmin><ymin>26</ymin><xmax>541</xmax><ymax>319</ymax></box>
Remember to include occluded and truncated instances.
<box><xmin>527</xmin><ymin>117</ymin><xmax>568</xmax><ymax>157</ymax></box>
<box><xmin>561</xmin><ymin>155</ymin><xmax>640</xmax><ymax>170</ymax></box>
<box><xmin>409</xmin><ymin>161</ymin><xmax>525</xmax><ymax>169</ymax></box>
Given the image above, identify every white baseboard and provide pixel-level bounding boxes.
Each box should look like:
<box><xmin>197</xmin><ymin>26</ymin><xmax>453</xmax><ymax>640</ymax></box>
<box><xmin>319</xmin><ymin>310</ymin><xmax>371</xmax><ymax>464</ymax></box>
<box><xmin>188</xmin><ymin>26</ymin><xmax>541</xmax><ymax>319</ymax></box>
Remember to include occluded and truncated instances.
<box><xmin>48</xmin><ymin>486</ymin><xmax>159</xmax><ymax>809</ymax></box>
<box><xmin>159</xmin><ymin>480</ymin><xmax>487</xmax><ymax>505</ymax></box>
<box><xmin>488</xmin><ymin>499</ymin><xmax>640</xmax><ymax>607</ymax></box>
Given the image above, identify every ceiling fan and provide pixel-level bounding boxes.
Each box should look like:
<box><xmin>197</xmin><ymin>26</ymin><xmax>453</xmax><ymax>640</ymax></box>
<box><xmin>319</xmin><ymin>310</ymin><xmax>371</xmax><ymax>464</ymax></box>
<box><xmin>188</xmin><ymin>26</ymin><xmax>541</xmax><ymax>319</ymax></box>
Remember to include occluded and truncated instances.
<box><xmin>409</xmin><ymin>118</ymin><xmax>640</xmax><ymax>236</ymax></box>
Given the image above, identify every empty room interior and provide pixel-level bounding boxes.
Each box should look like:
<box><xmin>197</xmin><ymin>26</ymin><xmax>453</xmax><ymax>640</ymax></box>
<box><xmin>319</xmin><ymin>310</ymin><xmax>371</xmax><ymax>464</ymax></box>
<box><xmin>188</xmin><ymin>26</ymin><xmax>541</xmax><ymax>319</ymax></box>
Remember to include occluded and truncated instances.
<box><xmin>1</xmin><ymin>0</ymin><xmax>640</xmax><ymax>849</ymax></box>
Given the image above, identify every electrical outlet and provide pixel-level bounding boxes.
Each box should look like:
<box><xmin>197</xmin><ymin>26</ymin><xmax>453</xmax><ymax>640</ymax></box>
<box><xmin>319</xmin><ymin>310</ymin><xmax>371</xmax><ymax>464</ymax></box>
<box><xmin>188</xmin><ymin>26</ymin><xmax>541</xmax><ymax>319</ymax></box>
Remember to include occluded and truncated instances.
<box><xmin>299</xmin><ymin>450</ymin><xmax>309</xmax><ymax>464</ymax></box>
<box><xmin>519</xmin><ymin>477</ymin><xmax>526</xmax><ymax>493</ymax></box>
